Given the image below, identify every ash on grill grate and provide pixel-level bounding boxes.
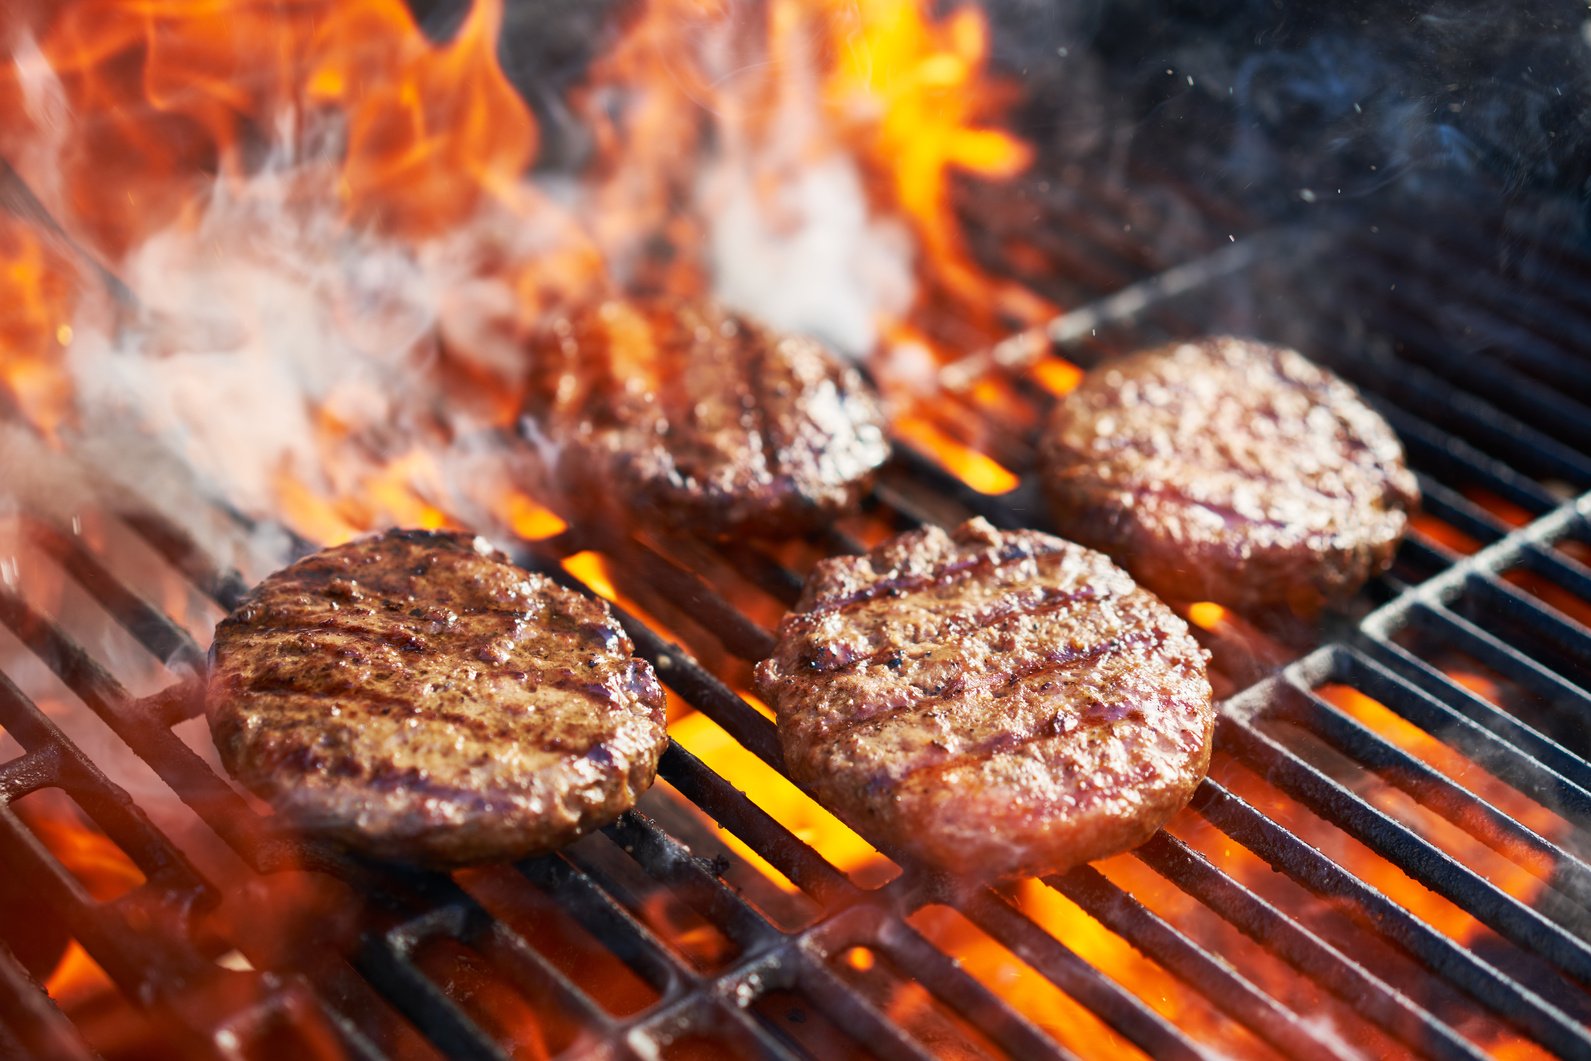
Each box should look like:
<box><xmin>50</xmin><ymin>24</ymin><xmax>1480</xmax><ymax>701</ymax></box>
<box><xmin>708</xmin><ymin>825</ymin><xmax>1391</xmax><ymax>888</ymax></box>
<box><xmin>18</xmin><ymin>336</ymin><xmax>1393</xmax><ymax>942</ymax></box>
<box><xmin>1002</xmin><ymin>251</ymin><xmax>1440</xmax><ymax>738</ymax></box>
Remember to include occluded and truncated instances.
<box><xmin>1</xmin><ymin>157</ymin><xmax>1590</xmax><ymax>1061</ymax></box>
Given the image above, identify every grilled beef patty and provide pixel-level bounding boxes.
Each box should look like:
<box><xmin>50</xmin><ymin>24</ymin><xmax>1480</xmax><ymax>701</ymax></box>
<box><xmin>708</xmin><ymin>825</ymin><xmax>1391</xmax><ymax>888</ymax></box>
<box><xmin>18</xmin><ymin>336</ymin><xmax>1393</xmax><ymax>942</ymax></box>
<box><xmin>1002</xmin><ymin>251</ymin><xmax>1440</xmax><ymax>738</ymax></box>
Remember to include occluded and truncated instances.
<box><xmin>1039</xmin><ymin>338</ymin><xmax>1419</xmax><ymax>614</ymax></box>
<box><xmin>755</xmin><ymin>518</ymin><xmax>1213</xmax><ymax>881</ymax></box>
<box><xmin>206</xmin><ymin>530</ymin><xmax>667</xmax><ymax>865</ymax></box>
<box><xmin>521</xmin><ymin>297</ymin><xmax>889</xmax><ymax>538</ymax></box>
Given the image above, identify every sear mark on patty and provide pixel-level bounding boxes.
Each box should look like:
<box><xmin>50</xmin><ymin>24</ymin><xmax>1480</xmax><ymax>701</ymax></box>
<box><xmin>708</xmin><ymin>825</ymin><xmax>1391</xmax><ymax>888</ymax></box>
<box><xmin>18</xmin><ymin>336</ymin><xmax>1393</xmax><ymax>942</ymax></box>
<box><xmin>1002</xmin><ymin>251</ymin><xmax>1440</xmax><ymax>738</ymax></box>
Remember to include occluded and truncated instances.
<box><xmin>755</xmin><ymin>518</ymin><xmax>1214</xmax><ymax>882</ymax></box>
<box><xmin>1038</xmin><ymin>337</ymin><xmax>1419</xmax><ymax>615</ymax></box>
<box><xmin>520</xmin><ymin>296</ymin><xmax>889</xmax><ymax>539</ymax></box>
<box><xmin>205</xmin><ymin>529</ymin><xmax>667</xmax><ymax>866</ymax></box>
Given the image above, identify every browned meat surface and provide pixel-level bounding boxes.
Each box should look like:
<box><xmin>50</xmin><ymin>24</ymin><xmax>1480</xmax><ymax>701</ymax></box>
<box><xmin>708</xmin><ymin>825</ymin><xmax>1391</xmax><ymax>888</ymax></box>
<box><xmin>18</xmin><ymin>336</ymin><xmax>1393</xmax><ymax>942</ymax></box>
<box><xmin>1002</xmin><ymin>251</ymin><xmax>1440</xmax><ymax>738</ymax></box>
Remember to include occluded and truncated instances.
<box><xmin>206</xmin><ymin>529</ymin><xmax>666</xmax><ymax>865</ymax></box>
<box><xmin>755</xmin><ymin>518</ymin><xmax>1213</xmax><ymax>881</ymax></box>
<box><xmin>1039</xmin><ymin>338</ymin><xmax>1419</xmax><ymax>615</ymax></box>
<box><xmin>521</xmin><ymin>297</ymin><xmax>889</xmax><ymax>538</ymax></box>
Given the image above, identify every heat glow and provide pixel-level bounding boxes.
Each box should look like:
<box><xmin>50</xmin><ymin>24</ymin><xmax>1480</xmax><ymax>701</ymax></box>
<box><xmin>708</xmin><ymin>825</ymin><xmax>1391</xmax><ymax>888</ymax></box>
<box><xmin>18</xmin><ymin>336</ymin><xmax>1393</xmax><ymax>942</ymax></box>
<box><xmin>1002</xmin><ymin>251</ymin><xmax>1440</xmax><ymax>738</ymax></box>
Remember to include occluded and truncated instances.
<box><xmin>0</xmin><ymin>1</ymin><xmax>1567</xmax><ymax>1058</ymax></box>
<box><xmin>0</xmin><ymin>0</ymin><xmax>1054</xmax><ymax>539</ymax></box>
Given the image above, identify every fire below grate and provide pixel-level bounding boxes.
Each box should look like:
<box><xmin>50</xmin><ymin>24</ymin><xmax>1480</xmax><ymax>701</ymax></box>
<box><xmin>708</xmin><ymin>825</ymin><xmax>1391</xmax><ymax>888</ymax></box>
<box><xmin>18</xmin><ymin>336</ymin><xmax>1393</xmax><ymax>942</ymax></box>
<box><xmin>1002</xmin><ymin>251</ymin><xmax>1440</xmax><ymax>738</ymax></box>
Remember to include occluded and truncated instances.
<box><xmin>1</xmin><ymin>167</ymin><xmax>1590</xmax><ymax>1061</ymax></box>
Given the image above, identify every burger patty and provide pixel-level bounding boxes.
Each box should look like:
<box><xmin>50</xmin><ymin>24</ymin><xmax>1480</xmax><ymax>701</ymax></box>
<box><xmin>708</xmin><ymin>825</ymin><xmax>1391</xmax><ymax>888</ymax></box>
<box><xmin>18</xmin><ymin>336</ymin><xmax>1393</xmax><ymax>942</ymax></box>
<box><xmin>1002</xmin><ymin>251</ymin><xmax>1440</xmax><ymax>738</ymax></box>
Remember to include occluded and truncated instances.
<box><xmin>755</xmin><ymin>518</ymin><xmax>1213</xmax><ymax>881</ymax></box>
<box><xmin>521</xmin><ymin>297</ymin><xmax>889</xmax><ymax>538</ymax></box>
<box><xmin>206</xmin><ymin>529</ymin><xmax>667</xmax><ymax>865</ymax></box>
<box><xmin>1039</xmin><ymin>338</ymin><xmax>1419</xmax><ymax>614</ymax></box>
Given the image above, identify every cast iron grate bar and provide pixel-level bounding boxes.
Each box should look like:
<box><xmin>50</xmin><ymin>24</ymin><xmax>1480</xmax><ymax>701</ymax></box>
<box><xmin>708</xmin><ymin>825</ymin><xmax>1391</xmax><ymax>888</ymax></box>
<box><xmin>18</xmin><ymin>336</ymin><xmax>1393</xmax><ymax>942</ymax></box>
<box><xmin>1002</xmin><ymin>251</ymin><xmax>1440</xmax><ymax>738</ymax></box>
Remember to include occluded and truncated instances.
<box><xmin>6</xmin><ymin>169</ymin><xmax>1591</xmax><ymax>1059</ymax></box>
<box><xmin>1413</xmin><ymin>477</ymin><xmax>1515</xmax><ymax>547</ymax></box>
<box><xmin>1340</xmin><ymin>273</ymin><xmax>1591</xmax><ymax>452</ymax></box>
<box><xmin>848</xmin><ymin>907</ymin><xmax>1079</xmax><ymax>1060</ymax></box>
<box><xmin>0</xmin><ymin>657</ymin><xmax>392</xmax><ymax>1059</ymax></box>
<box><xmin>1133</xmin><ymin>831</ymin><xmax>1492</xmax><ymax>1061</ymax></box>
<box><xmin>961</xmin><ymin>889</ymin><xmax>1217</xmax><ymax>1061</ymax></box>
<box><xmin>1046</xmin><ymin>865</ymin><xmax>1355</xmax><ymax>1059</ymax></box>
<box><xmin>1271</xmin><ymin>680</ymin><xmax>1591</xmax><ymax>909</ymax></box>
<box><xmin>1190</xmin><ymin>779</ymin><xmax>1591</xmax><ymax>1057</ymax></box>
<box><xmin>1404</xmin><ymin>599</ymin><xmax>1591</xmax><ymax>726</ymax></box>
<box><xmin>24</xmin><ymin>516</ymin><xmax>208</xmax><ymax>674</ymax></box>
<box><xmin>1219</xmin><ymin>704</ymin><xmax>1591</xmax><ymax>986</ymax></box>
<box><xmin>1340</xmin><ymin>642</ymin><xmax>1591</xmax><ymax>826</ymax></box>
<box><xmin>0</xmin><ymin>942</ymin><xmax>94</xmax><ymax>1061</ymax></box>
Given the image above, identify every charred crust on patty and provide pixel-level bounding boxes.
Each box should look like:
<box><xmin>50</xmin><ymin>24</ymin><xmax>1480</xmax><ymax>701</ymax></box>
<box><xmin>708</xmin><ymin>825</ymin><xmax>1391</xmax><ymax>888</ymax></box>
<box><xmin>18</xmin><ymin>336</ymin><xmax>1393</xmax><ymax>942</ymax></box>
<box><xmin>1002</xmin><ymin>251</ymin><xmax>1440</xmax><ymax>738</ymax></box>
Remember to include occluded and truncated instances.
<box><xmin>1039</xmin><ymin>337</ymin><xmax>1419</xmax><ymax>615</ymax></box>
<box><xmin>755</xmin><ymin>518</ymin><xmax>1214</xmax><ymax>882</ymax></box>
<box><xmin>520</xmin><ymin>296</ymin><xmax>889</xmax><ymax>538</ymax></box>
<box><xmin>205</xmin><ymin>529</ymin><xmax>667</xmax><ymax>865</ymax></box>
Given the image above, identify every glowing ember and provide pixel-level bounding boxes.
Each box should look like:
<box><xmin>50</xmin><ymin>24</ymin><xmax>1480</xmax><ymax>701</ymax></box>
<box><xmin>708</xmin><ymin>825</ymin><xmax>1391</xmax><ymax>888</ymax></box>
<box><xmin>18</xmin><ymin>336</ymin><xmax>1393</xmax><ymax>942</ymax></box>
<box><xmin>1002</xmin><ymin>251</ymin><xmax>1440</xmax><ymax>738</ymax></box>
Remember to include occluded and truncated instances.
<box><xmin>3</xmin><ymin>1</ymin><xmax>1562</xmax><ymax>1056</ymax></box>
<box><xmin>0</xmin><ymin>215</ymin><xmax>78</xmax><ymax>438</ymax></box>
<box><xmin>893</xmin><ymin>412</ymin><xmax>1019</xmax><ymax>494</ymax></box>
<box><xmin>1186</xmin><ymin>601</ymin><xmax>1226</xmax><ymax>630</ymax></box>
<box><xmin>671</xmin><ymin>709</ymin><xmax>897</xmax><ymax>889</ymax></box>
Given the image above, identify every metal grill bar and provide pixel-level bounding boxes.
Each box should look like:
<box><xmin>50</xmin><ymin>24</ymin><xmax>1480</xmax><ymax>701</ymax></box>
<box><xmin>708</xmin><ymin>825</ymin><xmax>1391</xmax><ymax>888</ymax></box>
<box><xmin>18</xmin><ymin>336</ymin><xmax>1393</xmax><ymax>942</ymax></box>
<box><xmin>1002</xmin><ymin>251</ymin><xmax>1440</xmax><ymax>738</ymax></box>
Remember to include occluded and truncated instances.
<box><xmin>0</xmin><ymin>942</ymin><xmax>93</xmax><ymax>1061</ymax></box>
<box><xmin>3</xmin><ymin>158</ymin><xmax>1590</xmax><ymax>1061</ymax></box>
<box><xmin>1132</xmin><ymin>831</ymin><xmax>1489</xmax><ymax>1061</ymax></box>
<box><xmin>1219</xmin><ymin>705</ymin><xmax>1591</xmax><ymax>984</ymax></box>
<box><xmin>1046</xmin><ymin>865</ymin><xmax>1351</xmax><ymax>1058</ymax></box>
<box><xmin>0</xmin><ymin>582</ymin><xmax>334</xmax><ymax>875</ymax></box>
<box><xmin>853</xmin><ymin>909</ymin><xmax>1076</xmax><ymax>1060</ymax></box>
<box><xmin>1340</xmin><ymin>644</ymin><xmax>1591</xmax><ymax>825</ymax></box>
<box><xmin>1190</xmin><ymin>780</ymin><xmax>1591</xmax><ymax>1057</ymax></box>
<box><xmin>1341</xmin><ymin>275</ymin><xmax>1591</xmax><ymax>451</ymax></box>
<box><xmin>960</xmin><ymin>890</ymin><xmax>1215</xmax><ymax>1061</ymax></box>
<box><xmin>1401</xmin><ymin>600</ymin><xmax>1591</xmax><ymax>736</ymax></box>
<box><xmin>24</xmin><ymin>519</ymin><xmax>207</xmax><ymax>674</ymax></box>
<box><xmin>1272</xmin><ymin>683</ymin><xmax>1591</xmax><ymax>904</ymax></box>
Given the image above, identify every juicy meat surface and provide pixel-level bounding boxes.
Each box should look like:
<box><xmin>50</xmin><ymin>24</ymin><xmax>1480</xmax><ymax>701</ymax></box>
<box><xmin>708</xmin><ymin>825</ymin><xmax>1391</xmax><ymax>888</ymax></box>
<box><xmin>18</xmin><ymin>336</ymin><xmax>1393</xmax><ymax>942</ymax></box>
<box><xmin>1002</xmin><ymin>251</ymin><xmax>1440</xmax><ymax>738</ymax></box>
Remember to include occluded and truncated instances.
<box><xmin>206</xmin><ymin>529</ymin><xmax>667</xmax><ymax>865</ymax></box>
<box><xmin>1039</xmin><ymin>338</ymin><xmax>1419</xmax><ymax>614</ymax></box>
<box><xmin>521</xmin><ymin>297</ymin><xmax>889</xmax><ymax>538</ymax></box>
<box><xmin>755</xmin><ymin>518</ymin><xmax>1213</xmax><ymax>881</ymax></box>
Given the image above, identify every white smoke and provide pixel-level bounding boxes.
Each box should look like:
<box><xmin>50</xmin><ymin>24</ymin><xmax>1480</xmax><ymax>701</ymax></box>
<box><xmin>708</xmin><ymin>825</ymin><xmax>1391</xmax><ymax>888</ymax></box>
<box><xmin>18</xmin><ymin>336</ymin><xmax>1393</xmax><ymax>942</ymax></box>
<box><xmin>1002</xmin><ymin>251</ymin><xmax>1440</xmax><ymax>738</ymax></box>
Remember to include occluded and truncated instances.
<box><xmin>1</xmin><ymin>0</ymin><xmax>928</xmax><ymax>571</ymax></box>
<box><xmin>705</xmin><ymin>153</ymin><xmax>914</xmax><ymax>357</ymax></box>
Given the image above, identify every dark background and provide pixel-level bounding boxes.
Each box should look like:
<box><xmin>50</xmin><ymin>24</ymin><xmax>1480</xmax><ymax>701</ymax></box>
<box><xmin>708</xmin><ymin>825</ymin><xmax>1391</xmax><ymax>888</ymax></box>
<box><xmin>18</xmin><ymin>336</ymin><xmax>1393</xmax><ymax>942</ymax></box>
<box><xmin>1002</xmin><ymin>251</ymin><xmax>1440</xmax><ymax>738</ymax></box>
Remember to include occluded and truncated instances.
<box><xmin>404</xmin><ymin>0</ymin><xmax>1591</xmax><ymax>225</ymax></box>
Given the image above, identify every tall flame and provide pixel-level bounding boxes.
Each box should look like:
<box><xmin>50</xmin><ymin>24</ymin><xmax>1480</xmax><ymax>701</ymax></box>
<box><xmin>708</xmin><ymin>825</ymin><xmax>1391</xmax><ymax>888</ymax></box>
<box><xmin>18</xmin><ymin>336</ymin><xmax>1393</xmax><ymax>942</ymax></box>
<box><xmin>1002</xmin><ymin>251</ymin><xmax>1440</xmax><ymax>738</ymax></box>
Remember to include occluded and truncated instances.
<box><xmin>1</xmin><ymin>0</ymin><xmax>533</xmax><ymax>253</ymax></box>
<box><xmin>0</xmin><ymin>215</ymin><xmax>77</xmax><ymax>437</ymax></box>
<box><xmin>819</xmin><ymin>0</ymin><xmax>1037</xmax><ymax>319</ymax></box>
<box><xmin>0</xmin><ymin>0</ymin><xmax>1048</xmax><ymax>542</ymax></box>
<box><xmin>0</xmin><ymin>4</ymin><xmax>1577</xmax><ymax>1058</ymax></box>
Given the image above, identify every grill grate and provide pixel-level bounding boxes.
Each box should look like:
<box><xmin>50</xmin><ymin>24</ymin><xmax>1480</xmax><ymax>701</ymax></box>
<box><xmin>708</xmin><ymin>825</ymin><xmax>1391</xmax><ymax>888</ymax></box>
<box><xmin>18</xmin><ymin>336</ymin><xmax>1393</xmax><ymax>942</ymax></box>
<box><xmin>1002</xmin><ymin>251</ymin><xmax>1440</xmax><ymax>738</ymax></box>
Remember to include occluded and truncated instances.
<box><xmin>1</xmin><ymin>166</ymin><xmax>1589</xmax><ymax>1060</ymax></box>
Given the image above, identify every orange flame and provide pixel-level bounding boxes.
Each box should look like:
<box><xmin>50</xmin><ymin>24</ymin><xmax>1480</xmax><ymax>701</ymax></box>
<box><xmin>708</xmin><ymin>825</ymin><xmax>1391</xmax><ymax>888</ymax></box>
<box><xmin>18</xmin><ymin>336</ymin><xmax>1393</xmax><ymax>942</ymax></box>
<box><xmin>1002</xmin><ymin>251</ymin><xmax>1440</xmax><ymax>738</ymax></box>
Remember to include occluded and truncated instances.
<box><xmin>1</xmin><ymin>0</ymin><xmax>533</xmax><ymax>256</ymax></box>
<box><xmin>0</xmin><ymin>215</ymin><xmax>78</xmax><ymax>438</ymax></box>
<box><xmin>16</xmin><ymin>794</ymin><xmax>142</xmax><ymax>1009</ymax></box>
<box><xmin>818</xmin><ymin>0</ymin><xmax>1040</xmax><ymax>324</ymax></box>
<box><xmin>670</xmin><ymin>709</ymin><xmax>897</xmax><ymax>890</ymax></box>
<box><xmin>275</xmin><ymin>445</ymin><xmax>451</xmax><ymax>546</ymax></box>
<box><xmin>22</xmin><ymin>794</ymin><xmax>146</xmax><ymax>904</ymax></box>
<box><xmin>1</xmin><ymin>0</ymin><xmax>1054</xmax><ymax>547</ymax></box>
<box><xmin>44</xmin><ymin>941</ymin><xmax>115</xmax><ymax>1010</ymax></box>
<box><xmin>305</xmin><ymin>0</ymin><xmax>535</xmax><ymax>238</ymax></box>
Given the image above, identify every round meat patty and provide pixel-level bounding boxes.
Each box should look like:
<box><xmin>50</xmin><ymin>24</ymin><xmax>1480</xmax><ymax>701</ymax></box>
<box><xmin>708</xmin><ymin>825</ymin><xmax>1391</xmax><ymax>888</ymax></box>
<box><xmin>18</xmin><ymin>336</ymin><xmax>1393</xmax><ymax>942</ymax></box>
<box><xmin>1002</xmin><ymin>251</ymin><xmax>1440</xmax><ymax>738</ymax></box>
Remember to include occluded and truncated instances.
<box><xmin>206</xmin><ymin>529</ymin><xmax>667</xmax><ymax>865</ymax></box>
<box><xmin>521</xmin><ymin>297</ymin><xmax>889</xmax><ymax>538</ymax></box>
<box><xmin>754</xmin><ymin>518</ymin><xmax>1213</xmax><ymax>881</ymax></box>
<box><xmin>1039</xmin><ymin>338</ymin><xmax>1419</xmax><ymax>614</ymax></box>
